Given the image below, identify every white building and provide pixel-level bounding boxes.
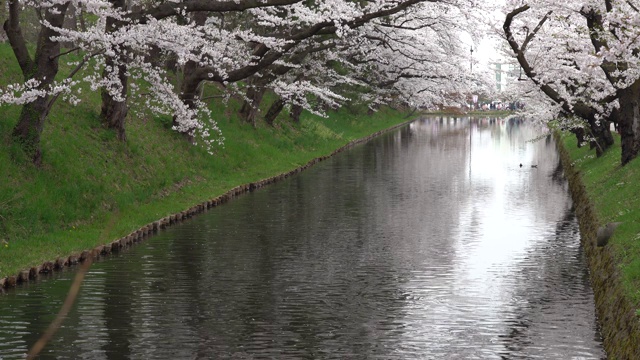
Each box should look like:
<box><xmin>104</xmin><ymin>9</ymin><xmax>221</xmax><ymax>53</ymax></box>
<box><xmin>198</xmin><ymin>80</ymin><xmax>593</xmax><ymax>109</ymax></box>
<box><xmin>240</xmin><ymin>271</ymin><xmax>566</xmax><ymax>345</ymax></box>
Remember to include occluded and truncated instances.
<box><xmin>492</xmin><ymin>61</ymin><xmax>518</xmax><ymax>92</ymax></box>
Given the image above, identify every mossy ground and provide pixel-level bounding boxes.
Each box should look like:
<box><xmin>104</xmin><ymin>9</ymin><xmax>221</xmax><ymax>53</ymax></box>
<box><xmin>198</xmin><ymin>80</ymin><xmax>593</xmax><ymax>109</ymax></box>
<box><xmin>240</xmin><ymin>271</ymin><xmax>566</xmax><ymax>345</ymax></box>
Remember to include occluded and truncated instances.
<box><xmin>561</xmin><ymin>132</ymin><xmax>640</xmax><ymax>308</ymax></box>
<box><xmin>0</xmin><ymin>43</ymin><xmax>412</xmax><ymax>278</ymax></box>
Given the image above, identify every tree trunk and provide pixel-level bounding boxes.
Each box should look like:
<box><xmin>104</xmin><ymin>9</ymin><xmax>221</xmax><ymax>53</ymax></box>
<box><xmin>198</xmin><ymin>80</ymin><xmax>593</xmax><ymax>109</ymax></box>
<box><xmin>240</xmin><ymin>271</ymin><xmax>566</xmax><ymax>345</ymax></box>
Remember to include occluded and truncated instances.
<box><xmin>78</xmin><ymin>7</ymin><xmax>87</xmax><ymax>32</ymax></box>
<box><xmin>99</xmin><ymin>67</ymin><xmax>128</xmax><ymax>142</ymax></box>
<box><xmin>264</xmin><ymin>98</ymin><xmax>285</xmax><ymax>126</ymax></box>
<box><xmin>5</xmin><ymin>0</ymin><xmax>69</xmax><ymax>164</ymax></box>
<box><xmin>100</xmin><ymin>0</ymin><xmax>128</xmax><ymax>141</ymax></box>
<box><xmin>11</xmin><ymin>98</ymin><xmax>48</xmax><ymax>165</ymax></box>
<box><xmin>100</xmin><ymin>65</ymin><xmax>128</xmax><ymax>141</ymax></box>
<box><xmin>175</xmin><ymin>12</ymin><xmax>207</xmax><ymax>115</ymax></box>
<box><xmin>571</xmin><ymin>127</ymin><xmax>586</xmax><ymax>148</ymax></box>
<box><xmin>587</xmin><ymin>114</ymin><xmax>613</xmax><ymax>157</ymax></box>
<box><xmin>179</xmin><ymin>59</ymin><xmax>203</xmax><ymax>111</ymax></box>
<box><xmin>239</xmin><ymin>85</ymin><xmax>265</xmax><ymax>127</ymax></box>
<box><xmin>573</xmin><ymin>105</ymin><xmax>614</xmax><ymax>157</ymax></box>
<box><xmin>290</xmin><ymin>104</ymin><xmax>303</xmax><ymax>123</ymax></box>
<box><xmin>173</xmin><ymin>63</ymin><xmax>202</xmax><ymax>142</ymax></box>
<box><xmin>61</xmin><ymin>2</ymin><xmax>77</xmax><ymax>48</ymax></box>
<box><xmin>0</xmin><ymin>1</ymin><xmax>7</xmax><ymax>42</ymax></box>
<box><xmin>617</xmin><ymin>81</ymin><xmax>640</xmax><ymax>165</ymax></box>
<box><xmin>172</xmin><ymin>11</ymin><xmax>208</xmax><ymax>139</ymax></box>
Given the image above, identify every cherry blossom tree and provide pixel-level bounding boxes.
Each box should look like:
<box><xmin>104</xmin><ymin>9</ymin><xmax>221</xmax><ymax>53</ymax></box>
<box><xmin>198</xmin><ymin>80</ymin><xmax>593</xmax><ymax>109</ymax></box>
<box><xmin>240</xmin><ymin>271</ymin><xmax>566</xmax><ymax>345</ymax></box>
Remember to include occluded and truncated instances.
<box><xmin>238</xmin><ymin>0</ymin><xmax>484</xmax><ymax>125</ymax></box>
<box><xmin>1</xmin><ymin>0</ymin><xmax>487</xmax><ymax>164</ymax></box>
<box><xmin>1</xmin><ymin>0</ymin><xmax>307</xmax><ymax>160</ymax></box>
<box><xmin>346</xmin><ymin>4</ymin><xmax>480</xmax><ymax>111</ymax></box>
<box><xmin>2</xmin><ymin>0</ymin><xmax>72</xmax><ymax>164</ymax></box>
<box><xmin>502</xmin><ymin>0</ymin><xmax>640</xmax><ymax>164</ymax></box>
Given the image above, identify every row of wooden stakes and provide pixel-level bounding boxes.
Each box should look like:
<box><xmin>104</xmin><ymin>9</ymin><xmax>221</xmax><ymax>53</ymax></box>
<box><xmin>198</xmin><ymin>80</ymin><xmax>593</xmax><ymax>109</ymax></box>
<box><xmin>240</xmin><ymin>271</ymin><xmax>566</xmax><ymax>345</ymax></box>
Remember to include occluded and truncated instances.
<box><xmin>0</xmin><ymin>120</ymin><xmax>410</xmax><ymax>291</ymax></box>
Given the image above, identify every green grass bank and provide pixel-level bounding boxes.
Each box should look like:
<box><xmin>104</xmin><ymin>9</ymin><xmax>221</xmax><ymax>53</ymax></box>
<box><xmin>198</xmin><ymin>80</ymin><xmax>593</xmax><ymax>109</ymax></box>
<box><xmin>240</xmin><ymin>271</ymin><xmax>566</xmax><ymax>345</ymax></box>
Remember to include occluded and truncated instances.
<box><xmin>557</xmin><ymin>132</ymin><xmax>640</xmax><ymax>358</ymax></box>
<box><xmin>0</xmin><ymin>101</ymin><xmax>412</xmax><ymax>281</ymax></box>
<box><xmin>0</xmin><ymin>42</ymin><xmax>413</xmax><ymax>280</ymax></box>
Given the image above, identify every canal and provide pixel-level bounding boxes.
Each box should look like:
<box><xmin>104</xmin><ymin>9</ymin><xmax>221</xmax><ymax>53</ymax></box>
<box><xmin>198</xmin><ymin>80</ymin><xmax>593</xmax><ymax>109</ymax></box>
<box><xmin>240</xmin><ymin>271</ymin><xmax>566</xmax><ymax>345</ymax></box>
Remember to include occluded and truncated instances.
<box><xmin>0</xmin><ymin>117</ymin><xmax>605</xmax><ymax>359</ymax></box>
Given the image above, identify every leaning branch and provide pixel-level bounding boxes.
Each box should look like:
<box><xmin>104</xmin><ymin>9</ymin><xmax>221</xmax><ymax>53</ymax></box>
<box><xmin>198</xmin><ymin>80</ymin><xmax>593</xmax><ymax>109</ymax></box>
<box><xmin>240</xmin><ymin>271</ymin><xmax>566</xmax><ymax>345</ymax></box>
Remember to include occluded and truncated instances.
<box><xmin>49</xmin><ymin>47</ymin><xmax>81</xmax><ymax>61</ymax></box>
<box><xmin>503</xmin><ymin>5</ymin><xmax>573</xmax><ymax>114</ymax></box>
<box><xmin>521</xmin><ymin>10</ymin><xmax>552</xmax><ymax>52</ymax></box>
<box><xmin>44</xmin><ymin>50</ymin><xmax>106</xmax><ymax>118</ymax></box>
<box><xmin>3</xmin><ymin>0</ymin><xmax>35</xmax><ymax>77</ymax></box>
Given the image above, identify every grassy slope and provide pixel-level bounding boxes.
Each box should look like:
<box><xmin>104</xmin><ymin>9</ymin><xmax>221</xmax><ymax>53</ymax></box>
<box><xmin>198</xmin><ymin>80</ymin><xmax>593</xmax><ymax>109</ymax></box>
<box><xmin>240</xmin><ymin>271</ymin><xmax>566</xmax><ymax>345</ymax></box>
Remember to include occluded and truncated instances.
<box><xmin>0</xmin><ymin>43</ymin><xmax>411</xmax><ymax>278</ymax></box>
<box><xmin>562</xmin><ymin>133</ymin><xmax>640</xmax><ymax>308</ymax></box>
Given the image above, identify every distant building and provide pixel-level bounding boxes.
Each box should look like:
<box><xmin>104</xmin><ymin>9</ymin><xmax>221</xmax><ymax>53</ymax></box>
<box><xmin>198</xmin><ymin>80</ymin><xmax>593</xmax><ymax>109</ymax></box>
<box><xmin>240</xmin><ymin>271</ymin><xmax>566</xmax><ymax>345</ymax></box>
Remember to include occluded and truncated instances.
<box><xmin>492</xmin><ymin>62</ymin><xmax>517</xmax><ymax>92</ymax></box>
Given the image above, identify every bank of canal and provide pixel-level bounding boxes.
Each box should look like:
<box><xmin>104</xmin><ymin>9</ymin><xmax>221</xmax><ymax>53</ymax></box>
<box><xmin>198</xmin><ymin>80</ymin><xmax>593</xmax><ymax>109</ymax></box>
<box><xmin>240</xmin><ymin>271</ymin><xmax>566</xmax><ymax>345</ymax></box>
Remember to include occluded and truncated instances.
<box><xmin>556</xmin><ymin>132</ymin><xmax>640</xmax><ymax>360</ymax></box>
<box><xmin>0</xmin><ymin>117</ymin><xmax>606</xmax><ymax>358</ymax></box>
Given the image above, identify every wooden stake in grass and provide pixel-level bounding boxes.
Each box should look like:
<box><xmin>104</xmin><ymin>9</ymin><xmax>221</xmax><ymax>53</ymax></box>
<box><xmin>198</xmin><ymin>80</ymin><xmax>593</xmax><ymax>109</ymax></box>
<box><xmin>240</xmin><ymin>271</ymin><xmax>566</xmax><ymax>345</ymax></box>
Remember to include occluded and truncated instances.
<box><xmin>26</xmin><ymin>259</ymin><xmax>93</xmax><ymax>359</ymax></box>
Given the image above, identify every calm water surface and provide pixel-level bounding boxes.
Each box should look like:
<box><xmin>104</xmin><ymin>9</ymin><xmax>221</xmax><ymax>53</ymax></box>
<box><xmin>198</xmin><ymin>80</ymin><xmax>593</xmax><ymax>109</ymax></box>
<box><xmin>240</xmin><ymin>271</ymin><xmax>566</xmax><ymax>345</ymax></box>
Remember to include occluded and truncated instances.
<box><xmin>0</xmin><ymin>117</ymin><xmax>605</xmax><ymax>359</ymax></box>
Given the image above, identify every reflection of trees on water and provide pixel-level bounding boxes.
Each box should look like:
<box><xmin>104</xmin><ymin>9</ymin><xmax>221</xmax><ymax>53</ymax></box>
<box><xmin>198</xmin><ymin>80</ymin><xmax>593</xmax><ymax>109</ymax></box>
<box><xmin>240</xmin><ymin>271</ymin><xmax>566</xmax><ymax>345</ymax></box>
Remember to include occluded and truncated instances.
<box><xmin>496</xmin><ymin>208</ymin><xmax>604</xmax><ymax>359</ymax></box>
<box><xmin>419</xmin><ymin>116</ymin><xmax>603</xmax><ymax>358</ymax></box>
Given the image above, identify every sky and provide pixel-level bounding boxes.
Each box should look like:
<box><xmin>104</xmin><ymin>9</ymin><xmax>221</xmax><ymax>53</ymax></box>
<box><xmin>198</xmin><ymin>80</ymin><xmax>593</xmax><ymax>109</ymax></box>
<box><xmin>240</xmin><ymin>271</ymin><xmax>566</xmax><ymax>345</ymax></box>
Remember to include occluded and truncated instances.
<box><xmin>461</xmin><ymin>1</ymin><xmax>509</xmax><ymax>75</ymax></box>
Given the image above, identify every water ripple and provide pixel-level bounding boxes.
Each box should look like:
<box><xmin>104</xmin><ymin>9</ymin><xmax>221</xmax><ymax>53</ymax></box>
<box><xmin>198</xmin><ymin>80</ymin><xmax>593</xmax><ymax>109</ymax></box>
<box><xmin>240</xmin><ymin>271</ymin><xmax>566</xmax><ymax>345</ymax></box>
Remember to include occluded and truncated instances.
<box><xmin>0</xmin><ymin>118</ymin><xmax>604</xmax><ymax>359</ymax></box>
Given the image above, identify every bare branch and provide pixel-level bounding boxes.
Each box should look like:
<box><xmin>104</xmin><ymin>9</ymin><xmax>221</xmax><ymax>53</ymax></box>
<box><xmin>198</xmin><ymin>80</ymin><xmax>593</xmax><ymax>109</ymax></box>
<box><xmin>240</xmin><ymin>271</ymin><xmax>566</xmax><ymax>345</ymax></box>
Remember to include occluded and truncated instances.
<box><xmin>521</xmin><ymin>11</ymin><xmax>552</xmax><ymax>53</ymax></box>
<box><xmin>44</xmin><ymin>50</ymin><xmax>106</xmax><ymax>117</ymax></box>
<box><xmin>49</xmin><ymin>47</ymin><xmax>81</xmax><ymax>61</ymax></box>
<box><xmin>3</xmin><ymin>0</ymin><xmax>35</xmax><ymax>77</ymax></box>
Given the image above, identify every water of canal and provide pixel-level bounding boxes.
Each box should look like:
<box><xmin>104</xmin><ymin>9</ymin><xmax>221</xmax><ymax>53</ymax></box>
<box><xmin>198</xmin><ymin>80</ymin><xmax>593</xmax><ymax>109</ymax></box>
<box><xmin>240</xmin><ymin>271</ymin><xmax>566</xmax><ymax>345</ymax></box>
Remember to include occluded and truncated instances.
<box><xmin>0</xmin><ymin>117</ymin><xmax>605</xmax><ymax>359</ymax></box>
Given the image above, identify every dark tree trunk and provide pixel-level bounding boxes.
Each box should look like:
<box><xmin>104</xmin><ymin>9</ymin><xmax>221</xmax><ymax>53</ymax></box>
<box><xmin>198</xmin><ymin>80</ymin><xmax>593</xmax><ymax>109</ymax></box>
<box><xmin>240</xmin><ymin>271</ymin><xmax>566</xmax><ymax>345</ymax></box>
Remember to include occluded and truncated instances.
<box><xmin>145</xmin><ymin>44</ymin><xmax>163</xmax><ymax>68</ymax></box>
<box><xmin>173</xmin><ymin>61</ymin><xmax>202</xmax><ymax>142</ymax></box>
<box><xmin>581</xmin><ymin>6</ymin><xmax>635</xmax><ymax>162</ymax></box>
<box><xmin>99</xmin><ymin>67</ymin><xmax>128</xmax><ymax>142</ymax></box>
<box><xmin>175</xmin><ymin>13</ymin><xmax>207</xmax><ymax>107</ymax></box>
<box><xmin>571</xmin><ymin>127</ymin><xmax>586</xmax><ymax>148</ymax></box>
<box><xmin>163</xmin><ymin>51</ymin><xmax>178</xmax><ymax>73</ymax></box>
<box><xmin>586</xmin><ymin>114</ymin><xmax>613</xmax><ymax>157</ymax></box>
<box><xmin>570</xmin><ymin>105</ymin><xmax>614</xmax><ymax>157</ymax></box>
<box><xmin>5</xmin><ymin>0</ymin><xmax>69</xmax><ymax>164</ymax></box>
<box><xmin>61</xmin><ymin>2</ymin><xmax>77</xmax><ymax>48</ymax></box>
<box><xmin>100</xmin><ymin>65</ymin><xmax>128</xmax><ymax>141</ymax></box>
<box><xmin>0</xmin><ymin>1</ymin><xmax>7</xmax><ymax>42</ymax></box>
<box><xmin>264</xmin><ymin>98</ymin><xmax>285</xmax><ymax>126</ymax></box>
<box><xmin>100</xmin><ymin>0</ymin><xmax>128</xmax><ymax>141</ymax></box>
<box><xmin>78</xmin><ymin>6</ymin><xmax>87</xmax><ymax>32</ymax></box>
<box><xmin>172</xmin><ymin>11</ymin><xmax>208</xmax><ymax>140</ymax></box>
<box><xmin>239</xmin><ymin>85</ymin><xmax>265</xmax><ymax>127</ymax></box>
<box><xmin>179</xmin><ymin>61</ymin><xmax>201</xmax><ymax>113</ymax></box>
<box><xmin>11</xmin><ymin>98</ymin><xmax>48</xmax><ymax>165</ymax></box>
<box><xmin>617</xmin><ymin>81</ymin><xmax>640</xmax><ymax>165</ymax></box>
<box><xmin>290</xmin><ymin>104</ymin><xmax>303</xmax><ymax>123</ymax></box>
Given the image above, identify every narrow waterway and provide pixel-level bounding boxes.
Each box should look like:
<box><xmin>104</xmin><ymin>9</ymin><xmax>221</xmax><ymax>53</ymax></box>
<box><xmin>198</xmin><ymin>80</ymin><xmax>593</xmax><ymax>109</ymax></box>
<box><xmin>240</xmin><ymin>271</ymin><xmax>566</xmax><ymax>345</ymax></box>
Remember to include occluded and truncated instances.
<box><xmin>0</xmin><ymin>117</ymin><xmax>605</xmax><ymax>359</ymax></box>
